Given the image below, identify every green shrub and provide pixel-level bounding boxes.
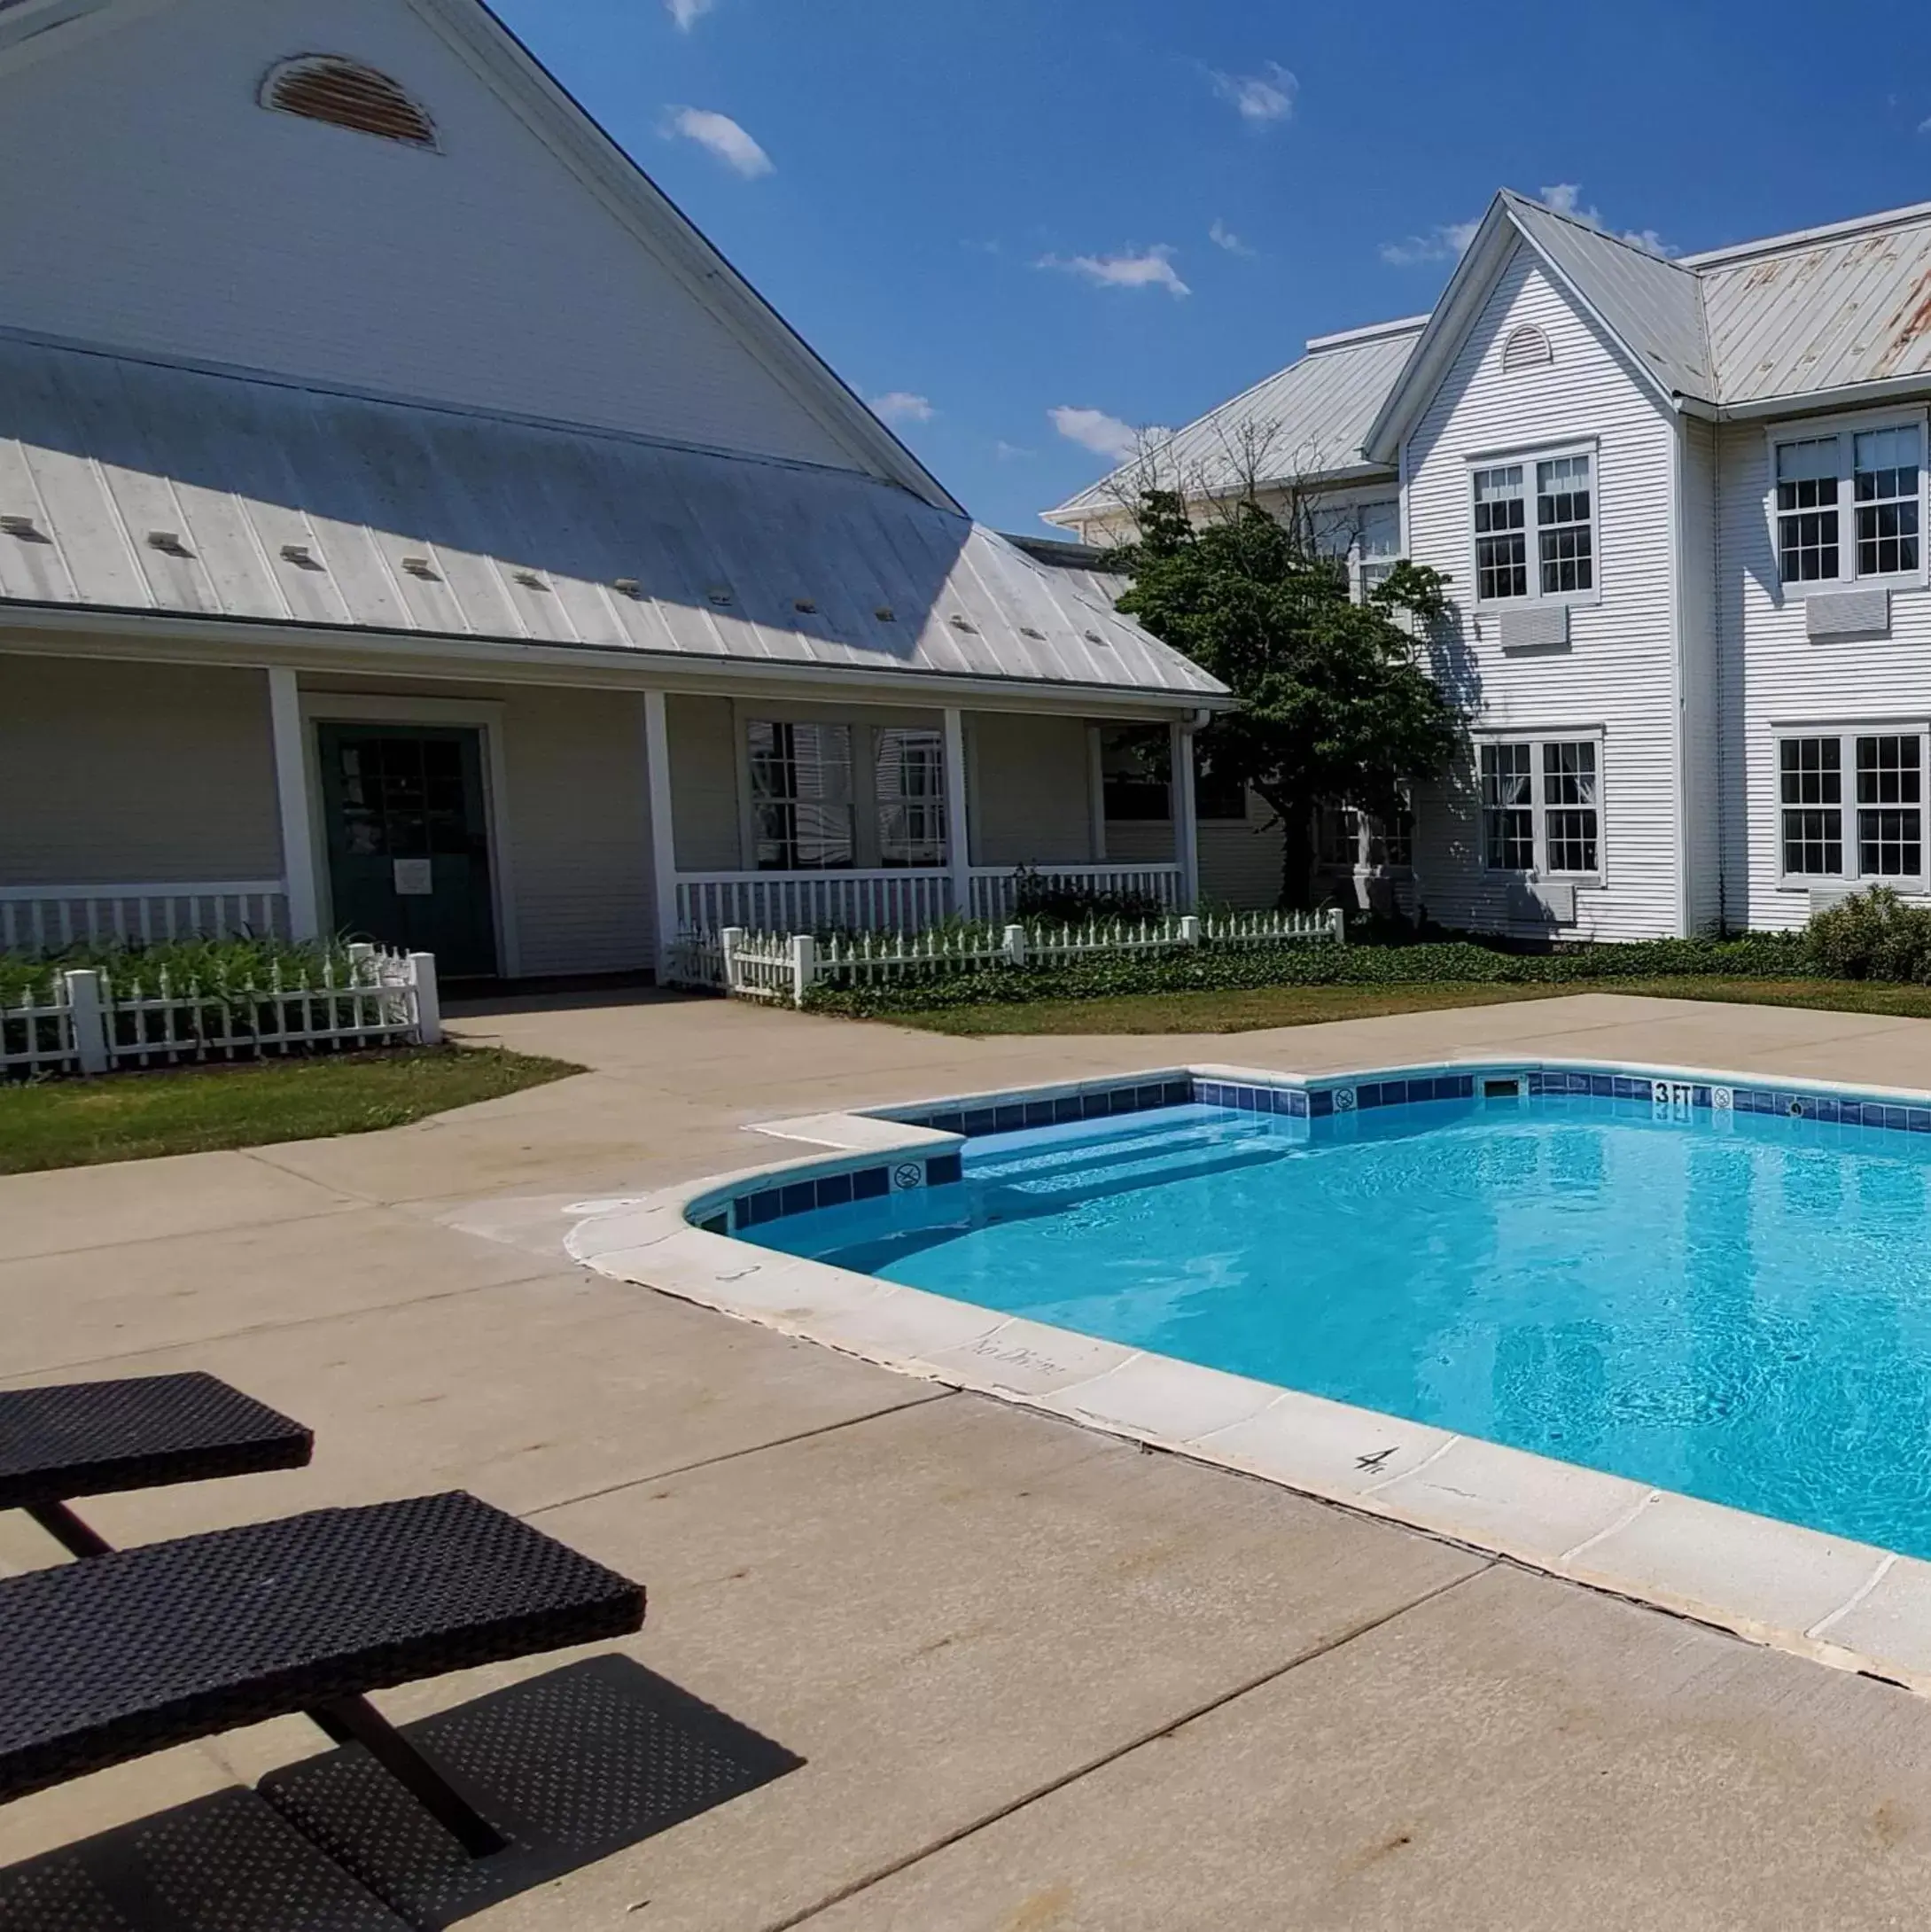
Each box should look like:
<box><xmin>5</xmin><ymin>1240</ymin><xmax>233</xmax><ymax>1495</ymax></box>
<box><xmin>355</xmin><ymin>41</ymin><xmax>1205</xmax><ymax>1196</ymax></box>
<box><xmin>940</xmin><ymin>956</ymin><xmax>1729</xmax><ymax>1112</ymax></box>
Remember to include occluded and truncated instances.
<box><xmin>802</xmin><ymin>930</ymin><xmax>1811</xmax><ymax>1018</ymax></box>
<box><xmin>0</xmin><ymin>934</ymin><xmax>354</xmax><ymax>1009</ymax></box>
<box><xmin>1803</xmin><ymin>886</ymin><xmax>1931</xmax><ymax>983</ymax></box>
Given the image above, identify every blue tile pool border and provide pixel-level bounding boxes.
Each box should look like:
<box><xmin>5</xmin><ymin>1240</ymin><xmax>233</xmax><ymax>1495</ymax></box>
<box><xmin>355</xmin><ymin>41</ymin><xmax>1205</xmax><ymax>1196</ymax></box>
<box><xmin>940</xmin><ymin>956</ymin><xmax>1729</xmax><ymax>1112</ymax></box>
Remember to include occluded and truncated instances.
<box><xmin>705</xmin><ymin>1059</ymin><xmax>1931</xmax><ymax>1235</ymax></box>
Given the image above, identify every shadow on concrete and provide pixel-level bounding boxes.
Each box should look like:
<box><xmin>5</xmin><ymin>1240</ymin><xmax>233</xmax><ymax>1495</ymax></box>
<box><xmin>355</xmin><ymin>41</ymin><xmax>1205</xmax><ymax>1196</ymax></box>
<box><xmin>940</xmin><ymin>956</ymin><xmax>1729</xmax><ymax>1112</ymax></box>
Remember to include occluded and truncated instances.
<box><xmin>0</xmin><ymin>1660</ymin><xmax>800</xmax><ymax>1932</ymax></box>
<box><xmin>259</xmin><ymin>1656</ymin><xmax>801</xmax><ymax>1928</ymax></box>
<box><xmin>0</xmin><ymin>1786</ymin><xmax>409</xmax><ymax>1931</ymax></box>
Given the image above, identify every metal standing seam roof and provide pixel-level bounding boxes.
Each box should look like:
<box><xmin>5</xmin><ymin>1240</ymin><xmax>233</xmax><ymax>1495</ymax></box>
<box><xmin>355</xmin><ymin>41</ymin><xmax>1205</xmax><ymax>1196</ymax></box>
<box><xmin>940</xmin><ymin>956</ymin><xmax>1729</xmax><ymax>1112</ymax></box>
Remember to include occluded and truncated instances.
<box><xmin>0</xmin><ymin>336</ymin><xmax>1226</xmax><ymax>704</ymax></box>
<box><xmin>1045</xmin><ymin>322</ymin><xmax>1422</xmax><ymax>526</ymax></box>
<box><xmin>1698</xmin><ymin>216</ymin><xmax>1931</xmax><ymax>406</ymax></box>
<box><xmin>1100</xmin><ymin>192</ymin><xmax>1931</xmax><ymax>505</ymax></box>
<box><xmin>1500</xmin><ymin>194</ymin><xmax>1713</xmax><ymax>401</ymax></box>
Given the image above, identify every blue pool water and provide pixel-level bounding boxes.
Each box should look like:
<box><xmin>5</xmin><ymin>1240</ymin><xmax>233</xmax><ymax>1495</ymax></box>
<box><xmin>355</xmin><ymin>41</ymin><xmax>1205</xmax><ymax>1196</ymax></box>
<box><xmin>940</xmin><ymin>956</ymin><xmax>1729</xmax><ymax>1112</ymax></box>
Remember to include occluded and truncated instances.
<box><xmin>744</xmin><ymin>1090</ymin><xmax>1931</xmax><ymax>1558</ymax></box>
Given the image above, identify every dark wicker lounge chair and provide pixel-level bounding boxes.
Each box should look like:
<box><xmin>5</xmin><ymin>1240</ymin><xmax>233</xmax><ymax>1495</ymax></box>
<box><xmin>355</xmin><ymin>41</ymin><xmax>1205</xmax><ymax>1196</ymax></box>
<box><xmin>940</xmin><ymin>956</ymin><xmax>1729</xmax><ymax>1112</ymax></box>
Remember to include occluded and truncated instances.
<box><xmin>0</xmin><ymin>1376</ymin><xmax>646</xmax><ymax>1858</ymax></box>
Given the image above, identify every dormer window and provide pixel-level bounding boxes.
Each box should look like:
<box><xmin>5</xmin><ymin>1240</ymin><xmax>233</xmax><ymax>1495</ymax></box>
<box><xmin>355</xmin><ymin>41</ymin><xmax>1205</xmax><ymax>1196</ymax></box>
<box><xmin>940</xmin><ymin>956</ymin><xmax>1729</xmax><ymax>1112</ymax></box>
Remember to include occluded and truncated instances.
<box><xmin>261</xmin><ymin>57</ymin><xmax>438</xmax><ymax>149</ymax></box>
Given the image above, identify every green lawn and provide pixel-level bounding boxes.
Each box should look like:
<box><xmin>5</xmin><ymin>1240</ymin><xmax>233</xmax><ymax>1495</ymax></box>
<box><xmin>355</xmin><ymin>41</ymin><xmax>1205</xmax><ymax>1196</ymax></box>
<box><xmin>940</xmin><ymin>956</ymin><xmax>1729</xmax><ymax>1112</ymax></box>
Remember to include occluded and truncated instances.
<box><xmin>888</xmin><ymin>976</ymin><xmax>1931</xmax><ymax>1036</ymax></box>
<box><xmin>0</xmin><ymin>1046</ymin><xmax>580</xmax><ymax>1174</ymax></box>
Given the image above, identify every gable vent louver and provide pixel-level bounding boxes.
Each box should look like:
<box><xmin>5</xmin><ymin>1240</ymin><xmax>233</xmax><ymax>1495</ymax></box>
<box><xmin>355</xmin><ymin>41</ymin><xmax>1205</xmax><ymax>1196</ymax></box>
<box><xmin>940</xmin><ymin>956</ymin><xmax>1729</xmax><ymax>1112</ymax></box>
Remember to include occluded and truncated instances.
<box><xmin>261</xmin><ymin>57</ymin><xmax>438</xmax><ymax>149</ymax></box>
<box><xmin>1501</xmin><ymin>323</ymin><xmax>1553</xmax><ymax>373</ymax></box>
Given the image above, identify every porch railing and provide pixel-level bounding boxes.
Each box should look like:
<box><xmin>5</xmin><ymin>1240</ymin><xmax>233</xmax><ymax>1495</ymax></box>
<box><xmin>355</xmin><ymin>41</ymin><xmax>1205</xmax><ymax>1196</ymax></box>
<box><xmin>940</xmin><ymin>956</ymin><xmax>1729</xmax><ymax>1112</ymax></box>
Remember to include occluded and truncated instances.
<box><xmin>674</xmin><ymin>869</ymin><xmax>951</xmax><ymax>938</ymax></box>
<box><xmin>672</xmin><ymin>863</ymin><xmax>1185</xmax><ymax>939</ymax></box>
<box><xmin>0</xmin><ymin>881</ymin><xmax>290</xmax><ymax>955</ymax></box>
<box><xmin>966</xmin><ymin>864</ymin><xmax>1181</xmax><ymax>922</ymax></box>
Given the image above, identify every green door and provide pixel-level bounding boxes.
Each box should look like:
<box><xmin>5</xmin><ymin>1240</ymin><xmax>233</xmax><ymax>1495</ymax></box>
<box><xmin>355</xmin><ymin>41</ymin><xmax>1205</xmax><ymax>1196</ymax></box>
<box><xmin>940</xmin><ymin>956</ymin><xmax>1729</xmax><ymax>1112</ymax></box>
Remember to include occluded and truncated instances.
<box><xmin>318</xmin><ymin>723</ymin><xmax>498</xmax><ymax>978</ymax></box>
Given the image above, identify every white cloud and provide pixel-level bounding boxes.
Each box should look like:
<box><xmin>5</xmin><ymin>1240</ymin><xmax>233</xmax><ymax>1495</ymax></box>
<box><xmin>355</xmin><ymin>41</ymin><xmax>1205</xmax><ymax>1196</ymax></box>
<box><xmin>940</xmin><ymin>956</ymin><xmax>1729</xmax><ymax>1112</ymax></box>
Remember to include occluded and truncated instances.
<box><xmin>869</xmin><ymin>391</ymin><xmax>933</xmax><ymax>425</ymax></box>
<box><xmin>1379</xmin><ymin>217</ymin><xmax>1481</xmax><ymax>267</ymax></box>
<box><xmin>1539</xmin><ymin>182</ymin><xmax>1673</xmax><ymax>256</ymax></box>
<box><xmin>1210</xmin><ymin>60</ymin><xmax>1297</xmax><ymax>125</ymax></box>
<box><xmin>1209</xmin><ymin>218</ymin><xmax>1253</xmax><ymax>256</ymax></box>
<box><xmin>1919</xmin><ymin>114</ymin><xmax>1931</xmax><ymax>133</ymax></box>
<box><xmin>1037</xmin><ymin>245</ymin><xmax>1189</xmax><ymax>297</ymax></box>
<box><xmin>663</xmin><ymin>107</ymin><xmax>773</xmax><ymax>178</ymax></box>
<box><xmin>666</xmin><ymin>0</ymin><xmax>714</xmax><ymax>27</ymax></box>
<box><xmin>994</xmin><ymin>440</ymin><xmax>1033</xmax><ymax>461</ymax></box>
<box><xmin>1049</xmin><ymin>407</ymin><xmax>1142</xmax><ymax>463</ymax></box>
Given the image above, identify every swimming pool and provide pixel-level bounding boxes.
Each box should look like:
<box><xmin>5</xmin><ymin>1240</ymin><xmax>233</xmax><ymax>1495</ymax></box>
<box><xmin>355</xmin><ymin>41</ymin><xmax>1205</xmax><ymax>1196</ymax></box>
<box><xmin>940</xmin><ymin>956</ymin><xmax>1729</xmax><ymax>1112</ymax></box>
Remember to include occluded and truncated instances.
<box><xmin>726</xmin><ymin>1068</ymin><xmax>1931</xmax><ymax>1564</ymax></box>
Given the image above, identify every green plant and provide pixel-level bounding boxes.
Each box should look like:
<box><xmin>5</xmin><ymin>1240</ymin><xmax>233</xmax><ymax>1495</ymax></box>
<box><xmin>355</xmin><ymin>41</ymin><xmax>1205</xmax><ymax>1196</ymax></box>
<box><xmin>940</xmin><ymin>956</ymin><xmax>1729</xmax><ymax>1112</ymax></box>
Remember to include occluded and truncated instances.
<box><xmin>1804</xmin><ymin>886</ymin><xmax>1931</xmax><ymax>982</ymax></box>
<box><xmin>801</xmin><ymin>930</ymin><xmax>1812</xmax><ymax>1018</ymax></box>
<box><xmin>1115</xmin><ymin>491</ymin><xmax>1463</xmax><ymax>906</ymax></box>
<box><xmin>1007</xmin><ymin>865</ymin><xmax>1168</xmax><ymax>923</ymax></box>
<box><xmin>0</xmin><ymin>934</ymin><xmax>354</xmax><ymax>1009</ymax></box>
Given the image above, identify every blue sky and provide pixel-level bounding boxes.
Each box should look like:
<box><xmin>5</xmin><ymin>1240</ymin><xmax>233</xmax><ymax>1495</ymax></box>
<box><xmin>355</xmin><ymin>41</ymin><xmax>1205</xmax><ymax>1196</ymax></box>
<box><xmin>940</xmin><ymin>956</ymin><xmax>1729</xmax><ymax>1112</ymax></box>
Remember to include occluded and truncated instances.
<box><xmin>494</xmin><ymin>0</ymin><xmax>1931</xmax><ymax>536</ymax></box>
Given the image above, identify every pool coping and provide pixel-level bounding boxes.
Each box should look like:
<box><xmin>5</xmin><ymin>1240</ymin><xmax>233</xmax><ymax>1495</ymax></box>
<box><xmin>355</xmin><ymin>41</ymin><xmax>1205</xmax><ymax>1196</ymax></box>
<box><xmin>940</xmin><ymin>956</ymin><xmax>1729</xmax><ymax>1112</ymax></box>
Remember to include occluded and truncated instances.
<box><xmin>564</xmin><ymin>1053</ymin><xmax>1931</xmax><ymax>1700</ymax></box>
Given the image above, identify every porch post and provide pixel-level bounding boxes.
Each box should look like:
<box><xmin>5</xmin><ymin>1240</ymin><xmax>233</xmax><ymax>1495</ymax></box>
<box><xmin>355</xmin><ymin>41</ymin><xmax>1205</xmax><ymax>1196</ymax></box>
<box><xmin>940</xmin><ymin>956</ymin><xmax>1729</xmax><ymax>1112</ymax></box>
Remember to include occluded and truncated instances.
<box><xmin>266</xmin><ymin>667</ymin><xmax>321</xmax><ymax>940</ymax></box>
<box><xmin>942</xmin><ymin>706</ymin><xmax>971</xmax><ymax>921</ymax></box>
<box><xmin>642</xmin><ymin>688</ymin><xmax>681</xmax><ymax>964</ymax></box>
<box><xmin>1170</xmin><ymin>718</ymin><xmax>1200</xmax><ymax>910</ymax></box>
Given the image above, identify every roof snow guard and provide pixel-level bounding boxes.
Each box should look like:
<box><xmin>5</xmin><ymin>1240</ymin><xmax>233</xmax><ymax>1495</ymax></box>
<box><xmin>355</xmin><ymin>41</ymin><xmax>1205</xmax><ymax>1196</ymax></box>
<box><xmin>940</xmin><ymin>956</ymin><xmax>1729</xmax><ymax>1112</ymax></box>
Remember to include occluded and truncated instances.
<box><xmin>0</xmin><ymin>335</ymin><xmax>1225</xmax><ymax>704</ymax></box>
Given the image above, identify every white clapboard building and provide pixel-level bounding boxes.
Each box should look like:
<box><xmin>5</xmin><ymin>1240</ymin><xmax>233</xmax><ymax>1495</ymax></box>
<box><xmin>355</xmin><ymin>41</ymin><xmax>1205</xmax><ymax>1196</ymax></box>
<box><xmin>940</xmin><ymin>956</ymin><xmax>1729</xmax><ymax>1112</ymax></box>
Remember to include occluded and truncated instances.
<box><xmin>1051</xmin><ymin>188</ymin><xmax>1931</xmax><ymax>939</ymax></box>
<box><xmin>0</xmin><ymin>0</ymin><xmax>1229</xmax><ymax>978</ymax></box>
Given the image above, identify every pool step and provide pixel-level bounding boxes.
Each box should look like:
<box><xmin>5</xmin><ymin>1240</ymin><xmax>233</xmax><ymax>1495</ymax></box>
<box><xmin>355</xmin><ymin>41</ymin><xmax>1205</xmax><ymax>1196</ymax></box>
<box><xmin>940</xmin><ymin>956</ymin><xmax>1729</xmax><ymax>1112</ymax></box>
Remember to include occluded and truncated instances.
<box><xmin>978</xmin><ymin>1131</ymin><xmax>1293</xmax><ymax>1213</ymax></box>
<box><xmin>969</xmin><ymin>1117</ymin><xmax>1287</xmax><ymax>1187</ymax></box>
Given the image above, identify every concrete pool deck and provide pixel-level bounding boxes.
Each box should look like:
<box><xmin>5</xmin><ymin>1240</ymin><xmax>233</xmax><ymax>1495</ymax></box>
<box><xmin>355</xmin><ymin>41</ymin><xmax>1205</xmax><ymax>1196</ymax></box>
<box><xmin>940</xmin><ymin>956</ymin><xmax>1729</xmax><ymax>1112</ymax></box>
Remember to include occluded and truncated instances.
<box><xmin>7</xmin><ymin>991</ymin><xmax>1931</xmax><ymax>1927</ymax></box>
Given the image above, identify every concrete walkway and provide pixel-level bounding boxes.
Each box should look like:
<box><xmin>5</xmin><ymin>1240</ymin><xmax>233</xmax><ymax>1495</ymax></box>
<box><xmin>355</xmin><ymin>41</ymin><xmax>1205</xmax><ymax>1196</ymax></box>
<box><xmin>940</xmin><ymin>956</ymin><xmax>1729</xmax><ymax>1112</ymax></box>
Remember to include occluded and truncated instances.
<box><xmin>7</xmin><ymin>992</ymin><xmax>1931</xmax><ymax>1928</ymax></box>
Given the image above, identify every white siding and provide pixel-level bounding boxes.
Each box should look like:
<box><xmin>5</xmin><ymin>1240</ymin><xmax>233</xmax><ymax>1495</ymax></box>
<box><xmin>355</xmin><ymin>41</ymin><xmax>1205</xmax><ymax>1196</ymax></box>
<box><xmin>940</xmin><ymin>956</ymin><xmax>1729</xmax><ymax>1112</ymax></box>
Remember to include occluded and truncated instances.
<box><xmin>969</xmin><ymin>713</ymin><xmax>1095</xmax><ymax>866</ymax></box>
<box><xmin>0</xmin><ymin>0</ymin><xmax>862</xmax><ymax>471</ymax></box>
<box><xmin>0</xmin><ymin>654</ymin><xmax>281</xmax><ymax>883</ymax></box>
<box><xmin>1715</xmin><ymin>418</ymin><xmax>1931</xmax><ymax>931</ymax></box>
<box><xmin>502</xmin><ymin>686</ymin><xmax>652</xmax><ymax>977</ymax></box>
<box><xmin>1405</xmin><ymin>243</ymin><xmax>1683</xmax><ymax>939</ymax></box>
<box><xmin>1109</xmin><ymin>802</ymin><xmax>1288</xmax><ymax>910</ymax></box>
<box><xmin>1680</xmin><ymin>414</ymin><xmax>1723</xmax><ymax>932</ymax></box>
<box><xmin>667</xmin><ymin>695</ymin><xmax>743</xmax><ymax>871</ymax></box>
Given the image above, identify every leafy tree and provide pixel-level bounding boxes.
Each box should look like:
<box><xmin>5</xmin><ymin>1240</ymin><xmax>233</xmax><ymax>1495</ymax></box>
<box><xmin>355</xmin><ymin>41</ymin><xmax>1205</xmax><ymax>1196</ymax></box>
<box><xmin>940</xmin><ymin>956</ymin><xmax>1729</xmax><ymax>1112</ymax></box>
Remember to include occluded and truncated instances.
<box><xmin>1116</xmin><ymin>489</ymin><xmax>1463</xmax><ymax>906</ymax></box>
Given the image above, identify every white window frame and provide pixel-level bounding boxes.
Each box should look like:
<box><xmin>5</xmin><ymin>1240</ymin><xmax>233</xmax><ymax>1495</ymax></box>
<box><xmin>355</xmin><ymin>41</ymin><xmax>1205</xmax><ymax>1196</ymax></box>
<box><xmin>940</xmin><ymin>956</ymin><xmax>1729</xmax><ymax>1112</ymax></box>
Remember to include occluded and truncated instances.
<box><xmin>1317</xmin><ymin>800</ymin><xmax>1414</xmax><ymax>876</ymax></box>
<box><xmin>1772</xmin><ymin>721</ymin><xmax>1930</xmax><ymax>891</ymax></box>
<box><xmin>1476</xmin><ymin>731</ymin><xmax>1606</xmax><ymax>882</ymax></box>
<box><xmin>1764</xmin><ymin>408</ymin><xmax>1931</xmax><ymax>600</ymax></box>
<box><xmin>735</xmin><ymin>704</ymin><xmax>952</xmax><ymax>872</ymax></box>
<box><xmin>1467</xmin><ymin>440</ymin><xmax>1601</xmax><ymax>612</ymax></box>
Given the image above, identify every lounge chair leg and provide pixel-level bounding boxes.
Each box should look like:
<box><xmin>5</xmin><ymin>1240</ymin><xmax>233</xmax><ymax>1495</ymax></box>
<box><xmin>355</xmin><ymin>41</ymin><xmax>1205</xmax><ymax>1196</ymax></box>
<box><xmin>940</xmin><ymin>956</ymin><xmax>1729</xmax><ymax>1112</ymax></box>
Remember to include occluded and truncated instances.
<box><xmin>26</xmin><ymin>1501</ymin><xmax>113</xmax><ymax>1560</ymax></box>
<box><xmin>309</xmin><ymin>1695</ymin><xmax>509</xmax><ymax>1858</ymax></box>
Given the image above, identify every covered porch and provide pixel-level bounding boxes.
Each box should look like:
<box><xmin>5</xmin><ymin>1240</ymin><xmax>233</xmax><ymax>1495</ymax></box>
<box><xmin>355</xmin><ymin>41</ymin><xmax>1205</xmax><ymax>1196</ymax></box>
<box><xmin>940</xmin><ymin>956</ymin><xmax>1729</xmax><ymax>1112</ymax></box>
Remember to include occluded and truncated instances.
<box><xmin>0</xmin><ymin>650</ymin><xmax>1203</xmax><ymax>975</ymax></box>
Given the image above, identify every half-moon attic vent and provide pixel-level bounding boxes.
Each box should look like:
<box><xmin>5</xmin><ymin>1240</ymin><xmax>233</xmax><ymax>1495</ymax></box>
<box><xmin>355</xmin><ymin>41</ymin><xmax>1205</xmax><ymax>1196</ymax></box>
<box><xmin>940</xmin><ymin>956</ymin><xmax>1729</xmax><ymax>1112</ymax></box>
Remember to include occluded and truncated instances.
<box><xmin>262</xmin><ymin>57</ymin><xmax>438</xmax><ymax>149</ymax></box>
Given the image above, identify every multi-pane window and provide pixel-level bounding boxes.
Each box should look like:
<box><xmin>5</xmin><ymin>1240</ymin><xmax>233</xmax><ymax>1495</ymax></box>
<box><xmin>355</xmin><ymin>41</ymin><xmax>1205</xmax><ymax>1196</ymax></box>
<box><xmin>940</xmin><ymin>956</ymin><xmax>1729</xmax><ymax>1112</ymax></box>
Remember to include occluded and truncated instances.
<box><xmin>1473</xmin><ymin>465</ymin><xmax>1528</xmax><ymax>601</ymax></box>
<box><xmin>748</xmin><ymin>720</ymin><xmax>959</xmax><ymax>869</ymax></box>
<box><xmin>1481</xmin><ymin>739</ymin><xmax>1601</xmax><ymax>876</ymax></box>
<box><xmin>1775</xmin><ymin>422</ymin><xmax>1927</xmax><ymax>586</ymax></box>
<box><xmin>1358</xmin><ymin>500</ymin><xmax>1402</xmax><ymax>599</ymax></box>
<box><xmin>1777</xmin><ymin>439</ymin><xmax>1840</xmax><ymax>582</ymax></box>
<box><xmin>1318</xmin><ymin>803</ymin><xmax>1413</xmax><ymax>871</ymax></box>
<box><xmin>1541</xmin><ymin>741</ymin><xmax>1600</xmax><ymax>873</ymax></box>
<box><xmin>1481</xmin><ymin>743</ymin><xmax>1535</xmax><ymax>869</ymax></box>
<box><xmin>1536</xmin><ymin>455</ymin><xmax>1592</xmax><ymax>594</ymax></box>
<box><xmin>749</xmin><ymin>721</ymin><xmax>853</xmax><ymax>869</ymax></box>
<box><xmin>1857</xmin><ymin>735</ymin><xmax>1922</xmax><ymax>878</ymax></box>
<box><xmin>1473</xmin><ymin>450</ymin><xmax>1597</xmax><ymax>604</ymax></box>
<box><xmin>1779</xmin><ymin>731</ymin><xmax>1927</xmax><ymax>881</ymax></box>
<box><xmin>874</xmin><ymin>728</ymin><xmax>946</xmax><ymax>867</ymax></box>
<box><xmin>1779</xmin><ymin>738</ymin><xmax>1841</xmax><ymax>876</ymax></box>
<box><xmin>1855</xmin><ymin>427</ymin><xmax>1921</xmax><ymax>577</ymax></box>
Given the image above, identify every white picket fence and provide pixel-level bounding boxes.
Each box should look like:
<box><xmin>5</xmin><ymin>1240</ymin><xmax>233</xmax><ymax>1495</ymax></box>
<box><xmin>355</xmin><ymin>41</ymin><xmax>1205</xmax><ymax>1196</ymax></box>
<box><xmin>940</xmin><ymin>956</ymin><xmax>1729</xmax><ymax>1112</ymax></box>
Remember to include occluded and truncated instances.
<box><xmin>0</xmin><ymin>946</ymin><xmax>441</xmax><ymax>1079</ymax></box>
<box><xmin>684</xmin><ymin>908</ymin><xmax>1344</xmax><ymax>1006</ymax></box>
